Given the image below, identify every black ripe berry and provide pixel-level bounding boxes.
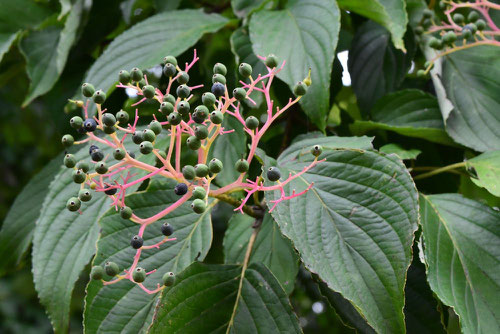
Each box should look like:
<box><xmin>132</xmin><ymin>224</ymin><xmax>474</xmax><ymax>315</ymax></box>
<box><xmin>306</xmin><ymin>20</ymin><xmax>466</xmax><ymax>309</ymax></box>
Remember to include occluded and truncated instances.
<box><xmin>91</xmin><ymin>149</ymin><xmax>104</xmax><ymax>162</ymax></box>
<box><xmin>267</xmin><ymin>167</ymin><xmax>281</xmax><ymax>182</ymax></box>
<box><xmin>104</xmin><ymin>185</ymin><xmax>117</xmax><ymax>196</ymax></box>
<box><xmin>211</xmin><ymin>82</ymin><xmax>225</xmax><ymax>97</ymax></box>
<box><xmin>84</xmin><ymin>118</ymin><xmax>97</xmax><ymax>132</ymax></box>
<box><xmin>161</xmin><ymin>222</ymin><xmax>174</xmax><ymax>236</ymax></box>
<box><xmin>174</xmin><ymin>183</ymin><xmax>188</xmax><ymax>195</ymax></box>
<box><xmin>89</xmin><ymin>145</ymin><xmax>99</xmax><ymax>154</ymax></box>
<box><xmin>130</xmin><ymin>235</ymin><xmax>143</xmax><ymax>249</ymax></box>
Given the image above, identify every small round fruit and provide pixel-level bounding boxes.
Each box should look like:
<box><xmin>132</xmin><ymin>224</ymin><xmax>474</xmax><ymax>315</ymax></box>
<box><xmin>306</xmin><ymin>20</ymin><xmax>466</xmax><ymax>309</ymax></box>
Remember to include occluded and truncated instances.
<box><xmin>70</xmin><ymin>116</ymin><xmax>83</xmax><ymax>129</ymax></box>
<box><xmin>104</xmin><ymin>185</ymin><xmax>117</xmax><ymax>196</ymax></box>
<box><xmin>84</xmin><ymin>118</ymin><xmax>97</xmax><ymax>132</ymax></box>
<box><xmin>267</xmin><ymin>167</ymin><xmax>281</xmax><ymax>182</ymax></box>
<box><xmin>79</xmin><ymin>188</ymin><xmax>92</xmax><ymax>202</ymax></box>
<box><xmin>194</xmin><ymin>124</ymin><xmax>208</xmax><ymax>140</ymax></box>
<box><xmin>245</xmin><ymin>116</ymin><xmax>259</xmax><ymax>130</ymax></box>
<box><xmin>293</xmin><ymin>81</ymin><xmax>307</xmax><ymax>96</ymax></box>
<box><xmin>73</xmin><ymin>169</ymin><xmax>86</xmax><ymax>184</ymax></box>
<box><xmin>163</xmin><ymin>63</ymin><xmax>177</xmax><ymax>77</ymax></box>
<box><xmin>422</xmin><ymin>8</ymin><xmax>433</xmax><ymax>19</ymax></box>
<box><xmin>102</xmin><ymin>113</ymin><xmax>116</xmax><ymax>126</ymax></box>
<box><xmin>233</xmin><ymin>87</ymin><xmax>246</xmax><ymax>101</ymax></box>
<box><xmin>428</xmin><ymin>37</ymin><xmax>442</xmax><ymax>49</ymax></box>
<box><xmin>238</xmin><ymin>63</ymin><xmax>252</xmax><ymax>77</ymax></box>
<box><xmin>210</xmin><ymin>110</ymin><xmax>223</xmax><ymax>124</ymax></box>
<box><xmin>422</xmin><ymin>18</ymin><xmax>432</xmax><ymax>29</ymax></box>
<box><xmin>265</xmin><ymin>54</ymin><xmax>278</xmax><ymax>68</ymax></box>
<box><xmin>116</xmin><ymin>110</ymin><xmax>129</xmax><ymax>124</ymax></box>
<box><xmin>177</xmin><ymin>71</ymin><xmax>189</xmax><ymax>84</ymax></box>
<box><xmin>168</xmin><ymin>111</ymin><xmax>182</xmax><ymax>126</ymax></box>
<box><xmin>142</xmin><ymin>129</ymin><xmax>156</xmax><ymax>142</ymax></box>
<box><xmin>93</xmin><ymin>90</ymin><xmax>106</xmax><ymax>104</ymax></box>
<box><xmin>114</xmin><ymin>148</ymin><xmax>126</xmax><ymax>160</ymax></box>
<box><xmin>143</xmin><ymin>85</ymin><xmax>156</xmax><ymax>99</ymax></box>
<box><xmin>161</xmin><ymin>223</ymin><xmax>174</xmax><ymax>236</ymax></box>
<box><xmin>416</xmin><ymin>69</ymin><xmax>427</xmax><ymax>78</ymax></box>
<box><xmin>82</xmin><ymin>83</ymin><xmax>95</xmax><ymax>97</ymax></box>
<box><xmin>130</xmin><ymin>235</ymin><xmax>143</xmax><ymax>249</ymax></box>
<box><xmin>202</xmin><ymin>92</ymin><xmax>216</xmax><ymax>107</ymax></box>
<box><xmin>186</xmin><ymin>136</ymin><xmax>201</xmax><ymax>150</ymax></box>
<box><xmin>132</xmin><ymin>267</ymin><xmax>146</xmax><ymax>283</ymax></box>
<box><xmin>177</xmin><ymin>101</ymin><xmax>190</xmax><ymax>114</ymax></box>
<box><xmin>468</xmin><ymin>11</ymin><xmax>479</xmax><ymax>22</ymax></box>
<box><xmin>67</xmin><ymin>197</ymin><xmax>81</xmax><ymax>211</ymax></box>
<box><xmin>463</xmin><ymin>23</ymin><xmax>477</xmax><ymax>34</ymax></box>
<box><xmin>160</xmin><ymin>101</ymin><xmax>174</xmax><ymax>115</ymax></box>
<box><xmin>163</xmin><ymin>55</ymin><xmax>177</xmax><ymax>66</ymax></box>
<box><xmin>140</xmin><ymin>141</ymin><xmax>154</xmax><ymax>154</ymax></box>
<box><xmin>91</xmin><ymin>149</ymin><xmax>104</xmax><ymax>162</ymax></box>
<box><xmin>192</xmin><ymin>111</ymin><xmax>206</xmax><ymax>124</ymax></box>
<box><xmin>105</xmin><ymin>261</ymin><xmax>120</xmax><ymax>276</ymax></box>
<box><xmin>235</xmin><ymin>159</ymin><xmax>249</xmax><ymax>173</ymax></box>
<box><xmin>212</xmin><ymin>73</ymin><xmax>226</xmax><ymax>85</ymax></box>
<box><xmin>174</xmin><ymin>183</ymin><xmax>188</xmax><ymax>196</ymax></box>
<box><xmin>453</xmin><ymin>13</ymin><xmax>464</xmax><ymax>24</ymax></box>
<box><xmin>163</xmin><ymin>94</ymin><xmax>176</xmax><ymax>105</ymax></box>
<box><xmin>90</xmin><ymin>266</ymin><xmax>104</xmax><ymax>280</ymax></box>
<box><xmin>119</xmin><ymin>70</ymin><xmax>130</xmax><ymax>84</ymax></box>
<box><xmin>415</xmin><ymin>26</ymin><xmax>424</xmax><ymax>35</ymax></box>
<box><xmin>213</xmin><ymin>62</ymin><xmax>227</xmax><ymax>75</ymax></box>
<box><xmin>132</xmin><ymin>131</ymin><xmax>143</xmax><ymax>144</ymax></box>
<box><xmin>311</xmin><ymin>145</ymin><xmax>323</xmax><ymax>157</ymax></box>
<box><xmin>476</xmin><ymin>19</ymin><xmax>486</xmax><ymax>31</ymax></box>
<box><xmin>103</xmin><ymin>125</ymin><xmax>116</xmax><ymax>135</ymax></box>
<box><xmin>90</xmin><ymin>182</ymin><xmax>97</xmax><ymax>190</ymax></box>
<box><xmin>95</xmin><ymin>162</ymin><xmax>108</xmax><ymax>174</ymax></box>
<box><xmin>130</xmin><ymin>67</ymin><xmax>143</xmax><ymax>82</ymax></box>
<box><xmin>149</xmin><ymin>120</ymin><xmax>162</xmax><ymax>135</ymax></box>
<box><xmin>120</xmin><ymin>206</ymin><xmax>133</xmax><ymax>219</ymax></box>
<box><xmin>192</xmin><ymin>186</ymin><xmax>206</xmax><ymax>200</ymax></box>
<box><xmin>194</xmin><ymin>164</ymin><xmax>209</xmax><ymax>177</ymax></box>
<box><xmin>76</xmin><ymin>161</ymin><xmax>90</xmax><ymax>173</ymax></box>
<box><xmin>64</xmin><ymin>154</ymin><xmax>76</xmax><ymax>168</ymax></box>
<box><xmin>61</xmin><ymin>134</ymin><xmax>74</xmax><ymax>147</ymax></box>
<box><xmin>208</xmin><ymin>158</ymin><xmax>223</xmax><ymax>173</ymax></box>
<box><xmin>176</xmin><ymin>84</ymin><xmax>190</xmax><ymax>99</ymax></box>
<box><xmin>191</xmin><ymin>199</ymin><xmax>206</xmax><ymax>214</ymax></box>
<box><xmin>443</xmin><ymin>31</ymin><xmax>457</xmax><ymax>44</ymax></box>
<box><xmin>182</xmin><ymin>165</ymin><xmax>196</xmax><ymax>180</ymax></box>
<box><xmin>211</xmin><ymin>82</ymin><xmax>225</xmax><ymax>97</ymax></box>
<box><xmin>162</xmin><ymin>272</ymin><xmax>175</xmax><ymax>286</ymax></box>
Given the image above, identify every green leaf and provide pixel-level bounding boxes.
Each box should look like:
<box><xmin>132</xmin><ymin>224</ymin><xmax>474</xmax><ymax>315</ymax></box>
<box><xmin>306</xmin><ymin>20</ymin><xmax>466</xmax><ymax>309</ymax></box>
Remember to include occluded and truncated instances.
<box><xmin>153</xmin><ymin>0</ymin><xmax>181</xmax><ymax>12</ymax></box>
<box><xmin>224</xmin><ymin>213</ymin><xmax>299</xmax><ymax>294</ymax></box>
<box><xmin>379</xmin><ymin>144</ymin><xmax>421</xmax><ymax>160</ymax></box>
<box><xmin>465</xmin><ymin>151</ymin><xmax>500</xmax><ymax>197</ymax></box>
<box><xmin>350</xmin><ymin>89</ymin><xmax>455</xmax><ymax>145</ymax></box>
<box><xmin>149</xmin><ymin>262</ymin><xmax>301</xmax><ymax>333</ymax></box>
<box><xmin>440</xmin><ymin>46</ymin><xmax>500</xmax><ymax>152</ymax></box>
<box><xmin>267</xmin><ymin>147</ymin><xmax>419</xmax><ymax>333</ymax></box>
<box><xmin>0</xmin><ymin>153</ymin><xmax>62</xmax><ymax>276</ymax></box>
<box><xmin>249</xmin><ymin>0</ymin><xmax>340</xmax><ymax>130</ymax></box>
<box><xmin>209</xmin><ymin>115</ymin><xmax>247</xmax><ymax>186</ymax></box>
<box><xmin>75</xmin><ymin>9</ymin><xmax>228</xmax><ymax>115</ymax></box>
<box><xmin>231</xmin><ymin>0</ymin><xmax>270</xmax><ymax>18</ymax></box>
<box><xmin>419</xmin><ymin>194</ymin><xmax>500</xmax><ymax>333</ymax></box>
<box><xmin>337</xmin><ymin>0</ymin><xmax>407</xmax><ymax>50</ymax></box>
<box><xmin>348</xmin><ymin>22</ymin><xmax>415</xmax><ymax>115</ymax></box>
<box><xmin>84</xmin><ymin>178</ymin><xmax>213</xmax><ymax>333</ymax></box>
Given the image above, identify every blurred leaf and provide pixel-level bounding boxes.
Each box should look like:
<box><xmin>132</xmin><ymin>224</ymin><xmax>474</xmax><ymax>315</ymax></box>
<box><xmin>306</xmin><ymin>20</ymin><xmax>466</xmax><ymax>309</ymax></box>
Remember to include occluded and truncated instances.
<box><xmin>249</xmin><ymin>0</ymin><xmax>341</xmax><ymax>130</ymax></box>
<box><xmin>224</xmin><ymin>213</ymin><xmax>299</xmax><ymax>294</ymax></box>
<box><xmin>231</xmin><ymin>0</ymin><xmax>270</xmax><ymax>18</ymax></box>
<box><xmin>459</xmin><ymin>175</ymin><xmax>500</xmax><ymax>208</ymax></box>
<box><xmin>379</xmin><ymin>143</ymin><xmax>421</xmax><ymax>160</ymax></box>
<box><xmin>465</xmin><ymin>150</ymin><xmax>500</xmax><ymax>197</ymax></box>
<box><xmin>153</xmin><ymin>0</ymin><xmax>181</xmax><ymax>12</ymax></box>
<box><xmin>149</xmin><ymin>262</ymin><xmax>301</xmax><ymax>333</ymax></box>
<box><xmin>58</xmin><ymin>0</ymin><xmax>72</xmax><ymax>19</ymax></box>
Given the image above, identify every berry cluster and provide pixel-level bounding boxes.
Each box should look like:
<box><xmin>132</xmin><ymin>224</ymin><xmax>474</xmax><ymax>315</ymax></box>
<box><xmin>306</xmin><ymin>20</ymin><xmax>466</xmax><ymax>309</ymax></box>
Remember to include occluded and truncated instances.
<box><xmin>414</xmin><ymin>0</ymin><xmax>499</xmax><ymax>78</ymax></box>
<box><xmin>61</xmin><ymin>50</ymin><xmax>323</xmax><ymax>293</ymax></box>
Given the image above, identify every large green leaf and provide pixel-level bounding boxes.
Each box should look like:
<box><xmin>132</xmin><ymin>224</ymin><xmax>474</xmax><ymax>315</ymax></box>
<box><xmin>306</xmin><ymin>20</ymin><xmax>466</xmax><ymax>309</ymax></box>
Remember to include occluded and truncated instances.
<box><xmin>440</xmin><ymin>46</ymin><xmax>500</xmax><ymax>152</ymax></box>
<box><xmin>350</xmin><ymin>89</ymin><xmax>455</xmax><ymax>145</ymax></box>
<box><xmin>337</xmin><ymin>0</ymin><xmax>407</xmax><ymax>50</ymax></box>
<box><xmin>348</xmin><ymin>22</ymin><xmax>415</xmax><ymax>115</ymax></box>
<box><xmin>149</xmin><ymin>262</ymin><xmax>301</xmax><ymax>333</ymax></box>
<box><xmin>267</xmin><ymin>145</ymin><xmax>419</xmax><ymax>333</ymax></box>
<box><xmin>224</xmin><ymin>213</ymin><xmax>299</xmax><ymax>294</ymax></box>
<box><xmin>0</xmin><ymin>153</ymin><xmax>62</xmax><ymax>276</ymax></box>
<box><xmin>84</xmin><ymin>178</ymin><xmax>213</xmax><ymax>333</ymax></box>
<box><xmin>75</xmin><ymin>9</ymin><xmax>228</xmax><ymax>115</ymax></box>
<box><xmin>466</xmin><ymin>151</ymin><xmax>500</xmax><ymax>197</ymax></box>
<box><xmin>379</xmin><ymin>144</ymin><xmax>421</xmax><ymax>160</ymax></box>
<box><xmin>419</xmin><ymin>194</ymin><xmax>500</xmax><ymax>333</ymax></box>
<box><xmin>249</xmin><ymin>0</ymin><xmax>340</xmax><ymax>130</ymax></box>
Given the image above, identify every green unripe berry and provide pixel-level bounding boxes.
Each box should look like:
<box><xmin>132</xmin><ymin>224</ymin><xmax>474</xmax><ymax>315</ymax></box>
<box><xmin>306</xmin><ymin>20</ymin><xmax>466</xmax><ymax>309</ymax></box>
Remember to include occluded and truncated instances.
<box><xmin>415</xmin><ymin>26</ymin><xmax>424</xmax><ymax>35</ymax></box>
<box><xmin>453</xmin><ymin>13</ymin><xmax>464</xmax><ymax>24</ymax></box>
<box><xmin>311</xmin><ymin>145</ymin><xmax>323</xmax><ymax>157</ymax></box>
<box><xmin>202</xmin><ymin>92</ymin><xmax>216</xmax><ymax>107</ymax></box>
<box><xmin>163</xmin><ymin>55</ymin><xmax>177</xmax><ymax>66</ymax></box>
<box><xmin>265</xmin><ymin>54</ymin><xmax>278</xmax><ymax>68</ymax></box>
<box><xmin>212</xmin><ymin>73</ymin><xmax>226</xmax><ymax>85</ymax></box>
<box><xmin>191</xmin><ymin>199</ymin><xmax>206</xmax><ymax>214</ymax></box>
<box><xmin>422</xmin><ymin>19</ymin><xmax>432</xmax><ymax>29</ymax></box>
<box><xmin>67</xmin><ymin>197</ymin><xmax>81</xmax><ymax>211</ymax></box>
<box><xmin>143</xmin><ymin>85</ymin><xmax>156</xmax><ymax>99</ymax></box>
<box><xmin>443</xmin><ymin>31</ymin><xmax>457</xmax><ymax>45</ymax></box>
<box><xmin>177</xmin><ymin>71</ymin><xmax>189</xmax><ymax>84</ymax></box>
<box><xmin>95</xmin><ymin>162</ymin><xmax>108</xmax><ymax>174</ymax></box>
<box><xmin>213</xmin><ymin>62</ymin><xmax>227</xmax><ymax>76</ymax></box>
<box><xmin>162</xmin><ymin>272</ymin><xmax>175</xmax><ymax>286</ymax></box>
<box><xmin>233</xmin><ymin>87</ymin><xmax>246</xmax><ymax>101</ymax></box>
<box><xmin>102</xmin><ymin>113</ymin><xmax>116</xmax><ymax>126</ymax></box>
<box><xmin>149</xmin><ymin>120</ymin><xmax>162</xmax><ymax>135</ymax></box>
<box><xmin>120</xmin><ymin>206</ymin><xmax>133</xmax><ymax>219</ymax></box>
<box><xmin>73</xmin><ymin>169</ymin><xmax>86</xmax><ymax>184</ymax></box>
<box><xmin>137</xmin><ymin>79</ymin><xmax>146</xmax><ymax>88</ymax></box>
<box><xmin>176</xmin><ymin>85</ymin><xmax>190</xmax><ymax>99</ymax></box>
<box><xmin>114</xmin><ymin>148</ymin><xmax>126</xmax><ymax>160</ymax></box>
<box><xmin>163</xmin><ymin>63</ymin><xmax>177</xmax><ymax>77</ymax></box>
<box><xmin>142</xmin><ymin>129</ymin><xmax>156</xmax><ymax>142</ymax></box>
<box><xmin>64</xmin><ymin>154</ymin><xmax>76</xmax><ymax>168</ymax></box>
<box><xmin>267</xmin><ymin>167</ymin><xmax>281</xmax><ymax>182</ymax></box>
<box><xmin>132</xmin><ymin>267</ymin><xmax>146</xmax><ymax>283</ymax></box>
<box><xmin>70</xmin><ymin>116</ymin><xmax>83</xmax><ymax>129</ymax></box>
<box><xmin>61</xmin><ymin>134</ymin><xmax>74</xmax><ymax>147</ymax></box>
<box><xmin>90</xmin><ymin>266</ymin><xmax>104</xmax><ymax>280</ymax></box>
<box><xmin>76</xmin><ymin>161</ymin><xmax>90</xmax><ymax>173</ymax></box>
<box><xmin>428</xmin><ymin>37</ymin><xmax>441</xmax><ymax>49</ymax></box>
<box><xmin>476</xmin><ymin>19</ymin><xmax>486</xmax><ymax>31</ymax></box>
<box><xmin>105</xmin><ymin>261</ymin><xmax>120</xmax><ymax>276</ymax></box>
<box><xmin>238</xmin><ymin>63</ymin><xmax>252</xmax><ymax>77</ymax></box>
<box><xmin>140</xmin><ymin>141</ymin><xmax>154</xmax><ymax>154</ymax></box>
<box><xmin>182</xmin><ymin>165</ymin><xmax>196</xmax><ymax>180</ymax></box>
<box><xmin>163</xmin><ymin>94</ymin><xmax>176</xmax><ymax>105</ymax></box>
<box><xmin>93</xmin><ymin>90</ymin><xmax>106</xmax><ymax>104</ymax></box>
<box><xmin>210</xmin><ymin>110</ymin><xmax>223</xmax><ymax>124</ymax></box>
<box><xmin>293</xmin><ymin>81</ymin><xmax>307</xmax><ymax>96</ymax></box>
<box><xmin>177</xmin><ymin>101</ymin><xmax>190</xmax><ymax>114</ymax></box>
<box><xmin>194</xmin><ymin>164</ymin><xmax>209</xmax><ymax>177</ymax></box>
<box><xmin>194</xmin><ymin>124</ymin><xmax>208</xmax><ymax>140</ymax></box>
<box><xmin>208</xmin><ymin>158</ymin><xmax>223</xmax><ymax>174</ymax></box>
<box><xmin>78</xmin><ymin>188</ymin><xmax>92</xmax><ymax>202</ymax></box>
<box><xmin>132</xmin><ymin>131</ymin><xmax>143</xmax><ymax>145</ymax></box>
<box><xmin>235</xmin><ymin>159</ymin><xmax>249</xmax><ymax>173</ymax></box>
<box><xmin>468</xmin><ymin>11</ymin><xmax>479</xmax><ymax>22</ymax></box>
<box><xmin>422</xmin><ymin>9</ymin><xmax>433</xmax><ymax>19</ymax></box>
<box><xmin>192</xmin><ymin>186</ymin><xmax>206</xmax><ymax>200</ymax></box>
<box><xmin>168</xmin><ymin>111</ymin><xmax>182</xmax><ymax>126</ymax></box>
<box><xmin>155</xmin><ymin>150</ymin><xmax>167</xmax><ymax>167</ymax></box>
<box><xmin>116</xmin><ymin>110</ymin><xmax>129</xmax><ymax>125</ymax></box>
<box><xmin>118</xmin><ymin>70</ymin><xmax>130</xmax><ymax>84</ymax></box>
<box><xmin>82</xmin><ymin>83</ymin><xmax>95</xmax><ymax>98</ymax></box>
<box><xmin>416</xmin><ymin>69</ymin><xmax>427</xmax><ymax>78</ymax></box>
<box><xmin>187</xmin><ymin>136</ymin><xmax>201</xmax><ymax>150</ymax></box>
<box><xmin>245</xmin><ymin>116</ymin><xmax>259</xmax><ymax>130</ymax></box>
<box><xmin>130</xmin><ymin>67</ymin><xmax>143</xmax><ymax>82</ymax></box>
<box><xmin>160</xmin><ymin>102</ymin><xmax>174</xmax><ymax>115</ymax></box>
